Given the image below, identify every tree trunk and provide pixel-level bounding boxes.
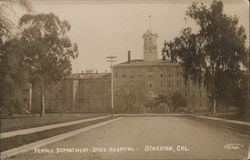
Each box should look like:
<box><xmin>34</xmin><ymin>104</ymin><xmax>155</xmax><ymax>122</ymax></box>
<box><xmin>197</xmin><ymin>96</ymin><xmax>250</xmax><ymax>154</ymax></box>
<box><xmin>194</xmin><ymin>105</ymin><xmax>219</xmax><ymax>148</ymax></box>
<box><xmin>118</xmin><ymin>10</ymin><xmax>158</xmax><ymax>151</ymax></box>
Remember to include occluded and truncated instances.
<box><xmin>40</xmin><ymin>92</ymin><xmax>45</xmax><ymax>117</ymax></box>
<box><xmin>29</xmin><ymin>83</ymin><xmax>32</xmax><ymax>113</ymax></box>
<box><xmin>213</xmin><ymin>97</ymin><xmax>216</xmax><ymax>115</ymax></box>
<box><xmin>211</xmin><ymin>63</ymin><xmax>217</xmax><ymax>115</ymax></box>
<box><xmin>8</xmin><ymin>87</ymin><xmax>12</xmax><ymax>117</ymax></box>
<box><xmin>226</xmin><ymin>103</ymin><xmax>229</xmax><ymax>113</ymax></box>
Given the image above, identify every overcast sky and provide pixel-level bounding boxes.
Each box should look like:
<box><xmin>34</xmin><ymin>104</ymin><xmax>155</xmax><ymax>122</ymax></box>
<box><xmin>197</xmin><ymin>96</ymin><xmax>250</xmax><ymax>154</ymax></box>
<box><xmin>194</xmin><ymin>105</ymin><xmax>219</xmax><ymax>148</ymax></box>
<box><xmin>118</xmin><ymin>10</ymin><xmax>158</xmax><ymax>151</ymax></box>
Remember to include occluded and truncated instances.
<box><xmin>31</xmin><ymin>0</ymin><xmax>249</xmax><ymax>73</ymax></box>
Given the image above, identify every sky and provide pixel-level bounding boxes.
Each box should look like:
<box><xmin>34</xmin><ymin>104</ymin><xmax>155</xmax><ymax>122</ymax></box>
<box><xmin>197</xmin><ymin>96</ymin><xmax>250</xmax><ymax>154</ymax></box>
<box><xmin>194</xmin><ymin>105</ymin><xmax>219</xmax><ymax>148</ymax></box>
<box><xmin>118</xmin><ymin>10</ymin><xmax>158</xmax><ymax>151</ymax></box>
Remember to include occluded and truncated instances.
<box><xmin>29</xmin><ymin>0</ymin><xmax>249</xmax><ymax>73</ymax></box>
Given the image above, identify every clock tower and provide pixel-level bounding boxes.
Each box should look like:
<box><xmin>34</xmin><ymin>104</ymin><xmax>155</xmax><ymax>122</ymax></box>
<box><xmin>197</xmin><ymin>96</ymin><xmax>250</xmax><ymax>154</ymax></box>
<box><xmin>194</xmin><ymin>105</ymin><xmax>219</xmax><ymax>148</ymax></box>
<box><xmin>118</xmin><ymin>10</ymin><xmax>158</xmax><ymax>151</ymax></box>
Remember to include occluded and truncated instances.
<box><xmin>143</xmin><ymin>28</ymin><xmax>158</xmax><ymax>61</ymax></box>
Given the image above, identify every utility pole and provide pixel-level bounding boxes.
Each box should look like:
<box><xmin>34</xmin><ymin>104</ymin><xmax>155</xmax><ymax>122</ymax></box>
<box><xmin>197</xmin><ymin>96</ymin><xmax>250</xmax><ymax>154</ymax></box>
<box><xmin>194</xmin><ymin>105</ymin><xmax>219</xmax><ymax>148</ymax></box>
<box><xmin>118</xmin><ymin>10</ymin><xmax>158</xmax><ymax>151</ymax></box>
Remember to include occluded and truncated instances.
<box><xmin>107</xmin><ymin>56</ymin><xmax>117</xmax><ymax>118</ymax></box>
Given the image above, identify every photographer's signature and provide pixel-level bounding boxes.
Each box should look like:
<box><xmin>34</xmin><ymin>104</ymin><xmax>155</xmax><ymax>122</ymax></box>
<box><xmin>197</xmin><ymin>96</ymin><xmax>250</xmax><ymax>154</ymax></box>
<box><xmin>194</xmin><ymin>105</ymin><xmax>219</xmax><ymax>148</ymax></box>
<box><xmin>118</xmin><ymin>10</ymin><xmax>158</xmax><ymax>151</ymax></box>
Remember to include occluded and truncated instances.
<box><xmin>224</xmin><ymin>143</ymin><xmax>244</xmax><ymax>150</ymax></box>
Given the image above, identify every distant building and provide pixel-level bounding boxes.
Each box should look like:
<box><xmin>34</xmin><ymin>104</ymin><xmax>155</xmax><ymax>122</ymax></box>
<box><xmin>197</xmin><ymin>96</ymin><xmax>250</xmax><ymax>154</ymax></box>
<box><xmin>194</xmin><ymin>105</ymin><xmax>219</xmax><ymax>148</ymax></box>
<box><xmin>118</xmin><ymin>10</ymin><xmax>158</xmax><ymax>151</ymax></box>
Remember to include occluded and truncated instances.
<box><xmin>31</xmin><ymin>72</ymin><xmax>111</xmax><ymax>113</ymax></box>
<box><xmin>113</xmin><ymin>28</ymin><xmax>209</xmax><ymax>113</ymax></box>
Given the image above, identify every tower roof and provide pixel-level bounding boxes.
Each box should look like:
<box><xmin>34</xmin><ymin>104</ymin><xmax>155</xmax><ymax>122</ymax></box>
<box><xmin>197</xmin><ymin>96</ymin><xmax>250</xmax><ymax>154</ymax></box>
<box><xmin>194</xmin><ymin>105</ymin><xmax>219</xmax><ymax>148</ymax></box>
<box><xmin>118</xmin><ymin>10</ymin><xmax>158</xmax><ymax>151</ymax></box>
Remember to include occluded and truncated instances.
<box><xmin>145</xmin><ymin>28</ymin><xmax>152</xmax><ymax>34</ymax></box>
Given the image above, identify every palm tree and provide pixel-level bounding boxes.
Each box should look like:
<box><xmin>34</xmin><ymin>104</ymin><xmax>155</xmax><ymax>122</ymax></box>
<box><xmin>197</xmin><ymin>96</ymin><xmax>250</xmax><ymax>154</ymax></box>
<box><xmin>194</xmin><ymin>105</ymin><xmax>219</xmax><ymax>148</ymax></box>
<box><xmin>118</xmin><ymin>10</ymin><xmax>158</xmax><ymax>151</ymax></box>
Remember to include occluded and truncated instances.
<box><xmin>0</xmin><ymin>0</ymin><xmax>33</xmax><ymax>44</ymax></box>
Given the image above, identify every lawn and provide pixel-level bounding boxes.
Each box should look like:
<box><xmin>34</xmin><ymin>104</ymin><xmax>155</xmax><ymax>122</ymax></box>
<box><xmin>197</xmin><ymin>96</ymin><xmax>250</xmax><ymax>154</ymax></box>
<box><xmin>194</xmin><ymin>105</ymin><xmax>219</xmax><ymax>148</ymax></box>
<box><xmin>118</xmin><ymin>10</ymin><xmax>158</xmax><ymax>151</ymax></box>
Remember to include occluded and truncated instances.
<box><xmin>0</xmin><ymin>113</ymin><xmax>110</xmax><ymax>132</ymax></box>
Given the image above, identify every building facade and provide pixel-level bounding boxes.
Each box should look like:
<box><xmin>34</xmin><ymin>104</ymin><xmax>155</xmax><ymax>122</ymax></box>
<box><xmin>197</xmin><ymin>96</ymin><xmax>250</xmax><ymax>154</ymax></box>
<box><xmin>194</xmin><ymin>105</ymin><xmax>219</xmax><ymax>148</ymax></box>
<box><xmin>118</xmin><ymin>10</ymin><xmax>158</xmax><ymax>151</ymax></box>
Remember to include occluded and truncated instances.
<box><xmin>113</xmin><ymin>28</ymin><xmax>209</xmax><ymax>113</ymax></box>
<box><xmin>31</xmin><ymin>72</ymin><xmax>111</xmax><ymax>113</ymax></box>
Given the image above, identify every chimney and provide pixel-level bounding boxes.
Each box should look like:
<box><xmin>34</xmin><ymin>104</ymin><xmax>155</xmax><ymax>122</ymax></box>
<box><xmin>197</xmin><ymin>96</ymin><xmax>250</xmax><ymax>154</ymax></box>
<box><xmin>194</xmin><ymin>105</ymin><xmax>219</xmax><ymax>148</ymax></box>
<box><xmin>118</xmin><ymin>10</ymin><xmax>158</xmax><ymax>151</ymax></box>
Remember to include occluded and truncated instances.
<box><xmin>81</xmin><ymin>71</ymin><xmax>84</xmax><ymax>78</ymax></box>
<box><xmin>128</xmin><ymin>50</ymin><xmax>131</xmax><ymax>63</ymax></box>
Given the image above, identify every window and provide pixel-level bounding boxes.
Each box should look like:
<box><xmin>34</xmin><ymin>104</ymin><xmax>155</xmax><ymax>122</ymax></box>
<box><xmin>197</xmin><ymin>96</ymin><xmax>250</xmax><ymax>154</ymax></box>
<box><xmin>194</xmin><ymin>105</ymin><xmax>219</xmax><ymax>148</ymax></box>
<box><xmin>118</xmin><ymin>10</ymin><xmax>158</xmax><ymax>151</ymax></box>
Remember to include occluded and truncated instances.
<box><xmin>168</xmin><ymin>82</ymin><xmax>171</xmax><ymax>87</ymax></box>
<box><xmin>149</xmin><ymin>83</ymin><xmax>152</xmax><ymax>87</ymax></box>
<box><xmin>168</xmin><ymin>73</ymin><xmax>171</xmax><ymax>77</ymax></box>
<box><xmin>123</xmin><ymin>74</ymin><xmax>125</xmax><ymax>77</ymax></box>
<box><xmin>160</xmin><ymin>74</ymin><xmax>163</xmax><ymax>77</ymax></box>
<box><xmin>177</xmin><ymin>81</ymin><xmax>179</xmax><ymax>87</ymax></box>
<box><xmin>148</xmin><ymin>70</ymin><xmax>153</xmax><ymax>78</ymax></box>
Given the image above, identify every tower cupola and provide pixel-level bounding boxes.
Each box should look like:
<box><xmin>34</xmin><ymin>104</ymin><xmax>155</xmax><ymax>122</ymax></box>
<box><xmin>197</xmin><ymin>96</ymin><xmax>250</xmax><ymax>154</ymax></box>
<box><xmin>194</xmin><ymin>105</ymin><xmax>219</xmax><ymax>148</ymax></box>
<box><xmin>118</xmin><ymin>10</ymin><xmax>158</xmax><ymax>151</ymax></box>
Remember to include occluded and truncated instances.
<box><xmin>143</xmin><ymin>16</ymin><xmax>158</xmax><ymax>61</ymax></box>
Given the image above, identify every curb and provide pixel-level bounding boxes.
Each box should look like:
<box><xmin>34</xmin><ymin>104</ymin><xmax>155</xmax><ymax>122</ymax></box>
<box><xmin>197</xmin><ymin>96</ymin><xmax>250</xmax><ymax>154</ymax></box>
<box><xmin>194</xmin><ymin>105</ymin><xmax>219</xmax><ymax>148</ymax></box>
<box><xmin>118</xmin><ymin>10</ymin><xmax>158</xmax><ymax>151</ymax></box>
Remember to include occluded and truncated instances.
<box><xmin>185</xmin><ymin>115</ymin><xmax>250</xmax><ymax>134</ymax></box>
<box><xmin>1</xmin><ymin>115</ymin><xmax>113</xmax><ymax>139</ymax></box>
<box><xmin>1</xmin><ymin>117</ymin><xmax>123</xmax><ymax>159</ymax></box>
<box><xmin>117</xmin><ymin>113</ymin><xmax>187</xmax><ymax>117</ymax></box>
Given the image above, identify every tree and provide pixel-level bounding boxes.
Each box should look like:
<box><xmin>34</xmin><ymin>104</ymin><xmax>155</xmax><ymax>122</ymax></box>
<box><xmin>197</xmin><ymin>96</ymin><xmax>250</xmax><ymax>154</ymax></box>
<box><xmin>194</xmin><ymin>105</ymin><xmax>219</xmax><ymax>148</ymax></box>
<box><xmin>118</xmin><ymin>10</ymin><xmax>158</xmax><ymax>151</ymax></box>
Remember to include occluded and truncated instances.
<box><xmin>170</xmin><ymin>92</ymin><xmax>187</xmax><ymax>112</ymax></box>
<box><xmin>0</xmin><ymin>37</ymin><xmax>31</xmax><ymax>114</ymax></box>
<box><xmin>18</xmin><ymin>13</ymin><xmax>79</xmax><ymax>116</ymax></box>
<box><xmin>1</xmin><ymin>13</ymin><xmax>79</xmax><ymax>116</ymax></box>
<box><xmin>0</xmin><ymin>0</ymin><xmax>33</xmax><ymax>114</ymax></box>
<box><xmin>114</xmin><ymin>80</ymin><xmax>147</xmax><ymax>113</ymax></box>
<box><xmin>163</xmin><ymin>0</ymin><xmax>247</xmax><ymax>115</ymax></box>
<box><xmin>152</xmin><ymin>94</ymin><xmax>170</xmax><ymax>113</ymax></box>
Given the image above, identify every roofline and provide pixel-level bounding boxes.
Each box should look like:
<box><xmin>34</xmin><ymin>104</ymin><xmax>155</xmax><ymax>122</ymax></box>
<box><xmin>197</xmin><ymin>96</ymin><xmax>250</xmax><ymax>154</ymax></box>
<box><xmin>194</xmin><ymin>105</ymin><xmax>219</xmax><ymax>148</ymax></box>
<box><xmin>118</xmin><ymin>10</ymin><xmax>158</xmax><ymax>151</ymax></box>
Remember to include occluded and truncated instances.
<box><xmin>114</xmin><ymin>61</ymin><xmax>181</xmax><ymax>68</ymax></box>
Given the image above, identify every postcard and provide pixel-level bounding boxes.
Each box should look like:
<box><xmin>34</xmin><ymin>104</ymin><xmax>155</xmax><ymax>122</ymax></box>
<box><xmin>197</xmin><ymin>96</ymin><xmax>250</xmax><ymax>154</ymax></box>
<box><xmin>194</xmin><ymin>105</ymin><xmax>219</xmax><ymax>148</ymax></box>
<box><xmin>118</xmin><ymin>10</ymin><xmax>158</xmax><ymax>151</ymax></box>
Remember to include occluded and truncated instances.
<box><xmin>0</xmin><ymin>0</ymin><xmax>249</xmax><ymax>159</ymax></box>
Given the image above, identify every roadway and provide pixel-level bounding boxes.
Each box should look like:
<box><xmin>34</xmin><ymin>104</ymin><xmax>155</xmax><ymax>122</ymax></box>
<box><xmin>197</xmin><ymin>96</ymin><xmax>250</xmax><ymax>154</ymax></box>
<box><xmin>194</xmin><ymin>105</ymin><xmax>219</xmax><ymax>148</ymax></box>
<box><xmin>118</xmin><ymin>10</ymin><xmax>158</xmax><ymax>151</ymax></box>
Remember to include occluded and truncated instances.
<box><xmin>7</xmin><ymin>115</ymin><xmax>250</xmax><ymax>160</ymax></box>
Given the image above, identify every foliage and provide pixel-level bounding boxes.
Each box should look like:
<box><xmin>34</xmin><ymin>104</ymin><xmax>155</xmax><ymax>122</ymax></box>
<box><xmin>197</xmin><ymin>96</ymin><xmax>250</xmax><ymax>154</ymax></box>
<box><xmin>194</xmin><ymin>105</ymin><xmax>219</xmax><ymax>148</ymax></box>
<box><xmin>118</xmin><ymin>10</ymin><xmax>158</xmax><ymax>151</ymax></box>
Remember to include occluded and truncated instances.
<box><xmin>18</xmin><ymin>13</ymin><xmax>79</xmax><ymax>89</ymax></box>
<box><xmin>0</xmin><ymin>38</ymin><xmax>30</xmax><ymax>113</ymax></box>
<box><xmin>0</xmin><ymin>0</ymin><xmax>33</xmax><ymax>44</ymax></box>
<box><xmin>156</xmin><ymin>94</ymin><xmax>169</xmax><ymax>104</ymax></box>
<box><xmin>114</xmin><ymin>80</ymin><xmax>147</xmax><ymax>113</ymax></box>
<box><xmin>150</xmin><ymin>94</ymin><xmax>170</xmax><ymax>113</ymax></box>
<box><xmin>170</xmin><ymin>92</ymin><xmax>187</xmax><ymax>112</ymax></box>
<box><xmin>0</xmin><ymin>0</ymin><xmax>33</xmax><ymax>113</ymax></box>
<box><xmin>163</xmin><ymin>0</ymin><xmax>248</xmax><ymax>114</ymax></box>
<box><xmin>0</xmin><ymin>12</ymin><xmax>79</xmax><ymax>114</ymax></box>
<box><xmin>231</xmin><ymin>72</ymin><xmax>248</xmax><ymax>118</ymax></box>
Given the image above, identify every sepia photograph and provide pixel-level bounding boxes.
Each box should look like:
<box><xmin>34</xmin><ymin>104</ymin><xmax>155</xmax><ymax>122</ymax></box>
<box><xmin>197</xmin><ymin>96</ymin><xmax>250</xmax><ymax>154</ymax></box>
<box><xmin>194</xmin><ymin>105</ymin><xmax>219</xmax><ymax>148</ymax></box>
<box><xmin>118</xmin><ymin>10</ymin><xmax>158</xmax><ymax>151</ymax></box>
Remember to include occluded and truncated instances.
<box><xmin>0</xmin><ymin>0</ymin><xmax>249</xmax><ymax>159</ymax></box>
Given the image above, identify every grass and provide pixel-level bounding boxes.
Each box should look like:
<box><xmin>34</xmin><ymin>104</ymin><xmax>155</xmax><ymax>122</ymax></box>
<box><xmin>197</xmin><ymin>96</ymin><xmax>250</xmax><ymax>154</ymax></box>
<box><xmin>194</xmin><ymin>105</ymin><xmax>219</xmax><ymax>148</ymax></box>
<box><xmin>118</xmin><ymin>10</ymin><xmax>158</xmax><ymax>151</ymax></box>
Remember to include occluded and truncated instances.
<box><xmin>0</xmin><ymin>117</ymin><xmax>112</xmax><ymax>152</ymax></box>
<box><xmin>0</xmin><ymin>113</ymin><xmax>110</xmax><ymax>132</ymax></box>
<box><xmin>208</xmin><ymin>113</ymin><xmax>249</xmax><ymax>122</ymax></box>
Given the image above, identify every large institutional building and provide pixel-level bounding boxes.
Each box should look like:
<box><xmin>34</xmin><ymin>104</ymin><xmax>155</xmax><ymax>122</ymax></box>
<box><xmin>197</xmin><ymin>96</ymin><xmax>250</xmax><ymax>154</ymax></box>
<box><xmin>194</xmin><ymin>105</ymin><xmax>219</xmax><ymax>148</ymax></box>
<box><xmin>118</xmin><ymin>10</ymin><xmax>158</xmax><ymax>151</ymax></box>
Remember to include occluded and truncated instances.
<box><xmin>113</xmin><ymin>28</ymin><xmax>209</xmax><ymax>113</ymax></box>
<box><xmin>30</xmin><ymin>27</ymin><xmax>209</xmax><ymax>114</ymax></box>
